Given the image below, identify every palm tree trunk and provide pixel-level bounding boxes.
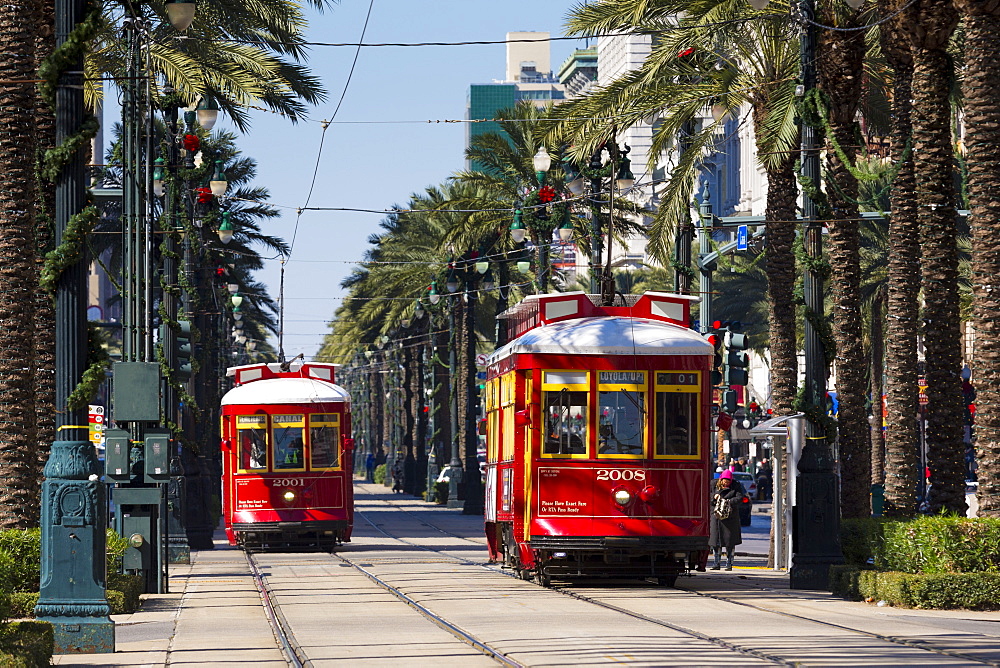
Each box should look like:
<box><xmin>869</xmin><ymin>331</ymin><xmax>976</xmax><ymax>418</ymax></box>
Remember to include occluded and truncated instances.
<box><xmin>760</xmin><ymin>148</ymin><xmax>800</xmax><ymax>417</ymax></box>
<box><xmin>909</xmin><ymin>0</ymin><xmax>965</xmax><ymax>514</ymax></box>
<box><xmin>960</xmin><ymin>9</ymin><xmax>1000</xmax><ymax>517</ymax></box>
<box><xmin>32</xmin><ymin>0</ymin><xmax>56</xmax><ymax>520</ymax></box>
<box><xmin>817</xmin><ymin>21</ymin><xmax>871</xmax><ymax>518</ymax></box>
<box><xmin>0</xmin><ymin>0</ymin><xmax>40</xmax><ymax>529</ymax></box>
<box><xmin>880</xmin><ymin>16</ymin><xmax>920</xmax><ymax>517</ymax></box>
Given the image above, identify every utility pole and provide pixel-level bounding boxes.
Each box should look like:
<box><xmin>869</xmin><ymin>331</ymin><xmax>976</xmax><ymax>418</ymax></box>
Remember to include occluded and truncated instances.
<box><xmin>35</xmin><ymin>0</ymin><xmax>114</xmax><ymax>652</ymax></box>
<box><xmin>790</xmin><ymin>0</ymin><xmax>843</xmax><ymax>590</ymax></box>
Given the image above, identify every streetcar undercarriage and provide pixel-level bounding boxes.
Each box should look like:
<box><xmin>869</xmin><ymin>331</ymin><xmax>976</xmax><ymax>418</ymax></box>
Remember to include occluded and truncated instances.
<box><xmin>235</xmin><ymin>520</ymin><xmax>349</xmax><ymax>552</ymax></box>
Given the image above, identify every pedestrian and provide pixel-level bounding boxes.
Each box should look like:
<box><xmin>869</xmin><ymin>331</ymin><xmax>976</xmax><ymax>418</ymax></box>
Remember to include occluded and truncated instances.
<box><xmin>391</xmin><ymin>456</ymin><xmax>404</xmax><ymax>493</ymax></box>
<box><xmin>709</xmin><ymin>470</ymin><xmax>745</xmax><ymax>570</ymax></box>
<box><xmin>365</xmin><ymin>451</ymin><xmax>375</xmax><ymax>483</ymax></box>
<box><xmin>756</xmin><ymin>458</ymin><xmax>772</xmax><ymax>501</ymax></box>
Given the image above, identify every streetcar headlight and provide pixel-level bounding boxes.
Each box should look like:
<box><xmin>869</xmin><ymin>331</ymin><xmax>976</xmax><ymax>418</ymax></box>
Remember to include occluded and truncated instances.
<box><xmin>613</xmin><ymin>489</ymin><xmax>632</xmax><ymax>507</ymax></box>
<box><xmin>283</xmin><ymin>491</ymin><xmax>296</xmax><ymax>502</ymax></box>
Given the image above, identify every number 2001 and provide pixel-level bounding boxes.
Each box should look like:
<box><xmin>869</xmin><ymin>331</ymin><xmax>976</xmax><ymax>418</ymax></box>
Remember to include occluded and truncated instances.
<box><xmin>596</xmin><ymin>469</ymin><xmax>646</xmax><ymax>482</ymax></box>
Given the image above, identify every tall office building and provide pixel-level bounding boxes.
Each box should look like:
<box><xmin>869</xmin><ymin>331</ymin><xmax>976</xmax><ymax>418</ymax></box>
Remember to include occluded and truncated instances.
<box><xmin>557</xmin><ymin>45</ymin><xmax>598</xmax><ymax>99</ymax></box>
<box><xmin>466</xmin><ymin>32</ymin><xmax>566</xmax><ymax>170</ymax></box>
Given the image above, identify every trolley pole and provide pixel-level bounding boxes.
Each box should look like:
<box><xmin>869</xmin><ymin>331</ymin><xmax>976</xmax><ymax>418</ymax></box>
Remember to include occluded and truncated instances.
<box><xmin>789</xmin><ymin>0</ymin><xmax>843</xmax><ymax>590</ymax></box>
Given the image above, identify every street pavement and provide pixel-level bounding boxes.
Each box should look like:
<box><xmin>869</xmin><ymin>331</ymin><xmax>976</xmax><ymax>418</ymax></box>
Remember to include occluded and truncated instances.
<box><xmin>50</xmin><ymin>481</ymin><xmax>1000</xmax><ymax>667</ymax></box>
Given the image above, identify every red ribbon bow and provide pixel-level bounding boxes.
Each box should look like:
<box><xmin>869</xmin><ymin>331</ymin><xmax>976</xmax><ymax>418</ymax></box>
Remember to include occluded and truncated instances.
<box><xmin>196</xmin><ymin>186</ymin><xmax>213</xmax><ymax>204</ymax></box>
<box><xmin>183</xmin><ymin>134</ymin><xmax>200</xmax><ymax>152</ymax></box>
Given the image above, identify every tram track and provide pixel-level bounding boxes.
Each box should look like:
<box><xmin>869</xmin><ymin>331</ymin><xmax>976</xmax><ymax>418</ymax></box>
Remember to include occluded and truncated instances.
<box><xmin>360</xmin><ymin>494</ymin><xmax>1000</xmax><ymax>667</ymax></box>
<box><xmin>245</xmin><ymin>550</ymin><xmax>308</xmax><ymax>668</ymax></box>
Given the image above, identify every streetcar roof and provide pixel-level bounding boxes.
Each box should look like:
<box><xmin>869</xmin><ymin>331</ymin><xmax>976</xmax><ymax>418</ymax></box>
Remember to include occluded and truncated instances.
<box><xmin>487</xmin><ymin>316</ymin><xmax>713</xmax><ymax>363</ymax></box>
<box><xmin>221</xmin><ymin>377</ymin><xmax>351</xmax><ymax>405</ymax></box>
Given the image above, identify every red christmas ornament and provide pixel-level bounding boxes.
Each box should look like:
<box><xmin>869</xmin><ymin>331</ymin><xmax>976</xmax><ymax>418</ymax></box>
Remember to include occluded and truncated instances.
<box><xmin>677</xmin><ymin>47</ymin><xmax>696</xmax><ymax>58</ymax></box>
<box><xmin>538</xmin><ymin>185</ymin><xmax>557</xmax><ymax>203</ymax></box>
<box><xmin>196</xmin><ymin>186</ymin><xmax>213</xmax><ymax>204</ymax></box>
<box><xmin>183</xmin><ymin>134</ymin><xmax>200</xmax><ymax>152</ymax></box>
<box><xmin>215</xmin><ymin>266</ymin><xmax>226</xmax><ymax>277</ymax></box>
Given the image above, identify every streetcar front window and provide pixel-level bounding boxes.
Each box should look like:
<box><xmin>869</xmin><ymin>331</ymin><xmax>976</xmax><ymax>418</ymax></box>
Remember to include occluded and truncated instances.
<box><xmin>543</xmin><ymin>389</ymin><xmax>588</xmax><ymax>455</ymax></box>
<box><xmin>239</xmin><ymin>428</ymin><xmax>268</xmax><ymax>471</ymax></box>
<box><xmin>655</xmin><ymin>392</ymin><xmax>697</xmax><ymax>456</ymax></box>
<box><xmin>598</xmin><ymin>390</ymin><xmax>645</xmax><ymax>456</ymax></box>
<box><xmin>310</xmin><ymin>413</ymin><xmax>340</xmax><ymax>469</ymax></box>
<box><xmin>273</xmin><ymin>414</ymin><xmax>305</xmax><ymax>470</ymax></box>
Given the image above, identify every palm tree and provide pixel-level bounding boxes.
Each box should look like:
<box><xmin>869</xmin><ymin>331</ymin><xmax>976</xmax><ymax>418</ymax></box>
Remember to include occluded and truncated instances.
<box><xmin>0</xmin><ymin>0</ymin><xmax>41</xmax><ymax>529</ymax></box>
<box><xmin>814</xmin><ymin>2</ymin><xmax>873</xmax><ymax>517</ymax></box>
<box><xmin>878</xmin><ymin>0</ymin><xmax>920</xmax><ymax>516</ymax></box>
<box><xmin>556</xmin><ymin>0</ymin><xmax>801</xmax><ymax>421</ymax></box>
<box><xmin>905</xmin><ymin>0</ymin><xmax>966</xmax><ymax>514</ymax></box>
<box><xmin>92</xmin><ymin>0</ymin><xmax>335</xmax><ymax>128</ymax></box>
<box><xmin>955</xmin><ymin>0</ymin><xmax>1000</xmax><ymax>517</ymax></box>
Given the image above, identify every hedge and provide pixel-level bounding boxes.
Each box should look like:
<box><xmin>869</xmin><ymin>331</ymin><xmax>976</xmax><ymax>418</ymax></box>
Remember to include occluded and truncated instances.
<box><xmin>373</xmin><ymin>463</ymin><xmax>386</xmax><ymax>485</ymax></box>
<box><xmin>2</xmin><ymin>576</ymin><xmax>143</xmax><ymax>620</ymax></box>
<box><xmin>0</xmin><ymin>621</ymin><xmax>53</xmax><ymax>667</ymax></box>
<box><xmin>0</xmin><ymin>528</ymin><xmax>131</xmax><ymax>593</ymax></box>
<box><xmin>840</xmin><ymin>516</ymin><xmax>1000</xmax><ymax>573</ymax></box>
<box><xmin>830</xmin><ymin>566</ymin><xmax>1000</xmax><ymax>610</ymax></box>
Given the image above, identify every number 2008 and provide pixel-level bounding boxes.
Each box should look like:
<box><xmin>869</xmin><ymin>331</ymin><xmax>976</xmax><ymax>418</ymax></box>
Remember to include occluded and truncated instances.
<box><xmin>596</xmin><ymin>469</ymin><xmax>646</xmax><ymax>482</ymax></box>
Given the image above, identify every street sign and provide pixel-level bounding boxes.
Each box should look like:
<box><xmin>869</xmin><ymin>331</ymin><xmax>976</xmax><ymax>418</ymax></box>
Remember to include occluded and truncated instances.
<box><xmin>736</xmin><ymin>224</ymin><xmax>749</xmax><ymax>251</ymax></box>
<box><xmin>475</xmin><ymin>353</ymin><xmax>488</xmax><ymax>367</ymax></box>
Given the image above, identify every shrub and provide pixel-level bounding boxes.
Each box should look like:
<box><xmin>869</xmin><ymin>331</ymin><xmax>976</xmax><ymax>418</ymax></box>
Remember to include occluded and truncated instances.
<box><xmin>0</xmin><ymin>621</ymin><xmax>53</xmax><ymax>668</ymax></box>
<box><xmin>839</xmin><ymin>518</ymin><xmax>884</xmax><ymax>567</ymax></box>
<box><xmin>6</xmin><ymin>594</ymin><xmax>38</xmax><ymax>621</ymax></box>
<box><xmin>107</xmin><ymin>574</ymin><xmax>144</xmax><ymax>614</ymax></box>
<box><xmin>106</xmin><ymin>530</ymin><xmax>129</xmax><ymax>573</ymax></box>
<box><xmin>879</xmin><ymin>515</ymin><xmax>1000</xmax><ymax>573</ymax></box>
<box><xmin>0</xmin><ymin>531</ymin><xmax>41</xmax><ymax>593</ymax></box>
<box><xmin>373</xmin><ymin>463</ymin><xmax>386</xmax><ymax>485</ymax></box>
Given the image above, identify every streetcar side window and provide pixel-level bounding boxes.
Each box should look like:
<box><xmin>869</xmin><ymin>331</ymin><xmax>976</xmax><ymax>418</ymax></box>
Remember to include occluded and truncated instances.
<box><xmin>237</xmin><ymin>415</ymin><xmax>268</xmax><ymax>472</ymax></box>
<box><xmin>309</xmin><ymin>413</ymin><xmax>340</xmax><ymax>469</ymax></box>
<box><xmin>272</xmin><ymin>414</ymin><xmax>306</xmax><ymax>470</ymax></box>
<box><xmin>543</xmin><ymin>390</ymin><xmax>588</xmax><ymax>455</ymax></box>
<box><xmin>655</xmin><ymin>392</ymin><xmax>698</xmax><ymax>457</ymax></box>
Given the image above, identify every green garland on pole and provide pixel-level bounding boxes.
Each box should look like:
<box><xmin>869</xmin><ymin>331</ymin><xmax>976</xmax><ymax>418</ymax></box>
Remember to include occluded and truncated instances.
<box><xmin>38</xmin><ymin>0</ymin><xmax>107</xmax><ymax>408</ymax></box>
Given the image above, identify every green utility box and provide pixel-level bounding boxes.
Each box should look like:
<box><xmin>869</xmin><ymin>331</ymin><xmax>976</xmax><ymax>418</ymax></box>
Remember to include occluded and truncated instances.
<box><xmin>113</xmin><ymin>486</ymin><xmax>163</xmax><ymax>593</ymax></box>
<box><xmin>104</xmin><ymin>429</ymin><xmax>132</xmax><ymax>481</ymax></box>
<box><xmin>144</xmin><ymin>429</ymin><xmax>171</xmax><ymax>482</ymax></box>
<box><xmin>112</xmin><ymin>362</ymin><xmax>161</xmax><ymax>422</ymax></box>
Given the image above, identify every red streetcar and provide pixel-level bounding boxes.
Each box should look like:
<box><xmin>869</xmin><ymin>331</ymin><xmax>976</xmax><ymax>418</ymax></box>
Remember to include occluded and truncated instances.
<box><xmin>220</xmin><ymin>361</ymin><xmax>354</xmax><ymax>551</ymax></box>
<box><xmin>482</xmin><ymin>292</ymin><xmax>713</xmax><ymax>585</ymax></box>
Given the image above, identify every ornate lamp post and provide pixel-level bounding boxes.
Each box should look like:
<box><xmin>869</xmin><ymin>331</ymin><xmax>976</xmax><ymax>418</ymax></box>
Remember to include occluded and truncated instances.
<box><xmin>563</xmin><ymin>142</ymin><xmax>634</xmax><ymax>305</ymax></box>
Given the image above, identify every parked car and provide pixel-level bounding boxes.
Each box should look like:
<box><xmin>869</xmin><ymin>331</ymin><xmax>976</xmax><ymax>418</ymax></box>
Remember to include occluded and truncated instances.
<box><xmin>714</xmin><ymin>471</ymin><xmax>754</xmax><ymax>526</ymax></box>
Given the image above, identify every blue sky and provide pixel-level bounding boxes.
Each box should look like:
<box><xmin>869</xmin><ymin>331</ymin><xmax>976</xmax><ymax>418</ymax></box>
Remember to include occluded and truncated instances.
<box><xmin>215</xmin><ymin>1</ymin><xmax>585</xmax><ymax>360</ymax></box>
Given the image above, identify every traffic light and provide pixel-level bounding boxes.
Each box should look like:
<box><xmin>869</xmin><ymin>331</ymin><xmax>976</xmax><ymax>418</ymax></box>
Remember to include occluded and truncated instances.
<box><xmin>174</xmin><ymin>319</ymin><xmax>193</xmax><ymax>383</ymax></box>
<box><xmin>721</xmin><ymin>389</ymin><xmax>738</xmax><ymax>414</ymax></box>
<box><xmin>724</xmin><ymin>328</ymin><xmax>749</xmax><ymax>386</ymax></box>
<box><xmin>706</xmin><ymin>325</ymin><xmax>724</xmax><ymax>386</ymax></box>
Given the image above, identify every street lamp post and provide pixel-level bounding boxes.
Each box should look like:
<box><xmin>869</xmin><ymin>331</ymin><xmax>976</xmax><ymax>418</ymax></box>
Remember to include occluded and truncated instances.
<box><xmin>35</xmin><ymin>0</ymin><xmax>115</xmax><ymax>652</ymax></box>
<box><xmin>563</xmin><ymin>142</ymin><xmax>634</xmax><ymax>305</ymax></box>
<box><xmin>790</xmin><ymin>0</ymin><xmax>842</xmax><ymax>590</ymax></box>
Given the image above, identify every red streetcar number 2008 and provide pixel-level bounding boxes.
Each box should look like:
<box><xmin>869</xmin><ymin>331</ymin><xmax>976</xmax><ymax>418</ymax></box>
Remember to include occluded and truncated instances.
<box><xmin>596</xmin><ymin>469</ymin><xmax>646</xmax><ymax>482</ymax></box>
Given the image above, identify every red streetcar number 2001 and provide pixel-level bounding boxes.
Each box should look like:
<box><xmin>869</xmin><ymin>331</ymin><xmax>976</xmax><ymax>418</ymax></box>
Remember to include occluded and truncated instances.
<box><xmin>596</xmin><ymin>469</ymin><xmax>646</xmax><ymax>482</ymax></box>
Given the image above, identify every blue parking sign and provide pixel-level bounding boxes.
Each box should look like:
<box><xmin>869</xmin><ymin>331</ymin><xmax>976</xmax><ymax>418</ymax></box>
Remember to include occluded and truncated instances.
<box><xmin>737</xmin><ymin>224</ymin><xmax>748</xmax><ymax>251</ymax></box>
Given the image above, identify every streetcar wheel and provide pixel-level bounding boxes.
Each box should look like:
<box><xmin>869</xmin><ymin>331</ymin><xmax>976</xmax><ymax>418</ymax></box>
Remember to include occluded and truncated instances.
<box><xmin>518</xmin><ymin>569</ymin><xmax>533</xmax><ymax>581</ymax></box>
<box><xmin>535</xmin><ymin>571</ymin><xmax>551</xmax><ymax>587</ymax></box>
<box><xmin>657</xmin><ymin>574</ymin><xmax>678</xmax><ymax>587</ymax></box>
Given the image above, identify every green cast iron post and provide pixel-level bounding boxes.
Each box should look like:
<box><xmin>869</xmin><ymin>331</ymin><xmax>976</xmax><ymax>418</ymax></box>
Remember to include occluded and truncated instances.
<box><xmin>35</xmin><ymin>0</ymin><xmax>115</xmax><ymax>653</ymax></box>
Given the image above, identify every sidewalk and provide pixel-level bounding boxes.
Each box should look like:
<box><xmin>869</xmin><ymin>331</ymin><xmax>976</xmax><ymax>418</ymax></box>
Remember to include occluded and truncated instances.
<box><xmin>52</xmin><ymin>536</ymin><xmax>285</xmax><ymax>668</ymax></box>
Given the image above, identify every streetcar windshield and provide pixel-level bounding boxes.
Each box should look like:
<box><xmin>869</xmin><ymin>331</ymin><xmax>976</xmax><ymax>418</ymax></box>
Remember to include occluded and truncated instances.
<box><xmin>273</xmin><ymin>429</ymin><xmax>305</xmax><ymax>470</ymax></box>
<box><xmin>543</xmin><ymin>389</ymin><xmax>587</xmax><ymax>455</ymax></box>
<box><xmin>598</xmin><ymin>390</ymin><xmax>645</xmax><ymax>456</ymax></box>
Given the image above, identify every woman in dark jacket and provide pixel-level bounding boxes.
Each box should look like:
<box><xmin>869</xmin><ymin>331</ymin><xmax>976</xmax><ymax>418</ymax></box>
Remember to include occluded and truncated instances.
<box><xmin>709</xmin><ymin>470</ymin><xmax>744</xmax><ymax>570</ymax></box>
